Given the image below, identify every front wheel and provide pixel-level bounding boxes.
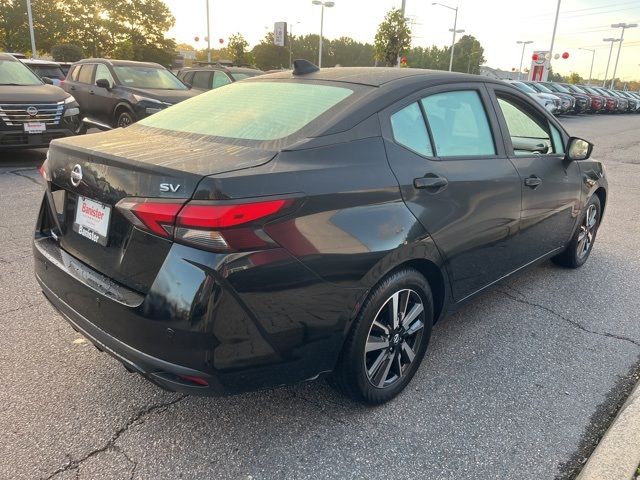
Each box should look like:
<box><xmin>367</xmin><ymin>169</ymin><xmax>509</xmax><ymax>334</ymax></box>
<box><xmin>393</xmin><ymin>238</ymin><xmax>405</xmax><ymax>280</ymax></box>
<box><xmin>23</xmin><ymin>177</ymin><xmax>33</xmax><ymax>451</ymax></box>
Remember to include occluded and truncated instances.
<box><xmin>116</xmin><ymin>110</ymin><xmax>134</xmax><ymax>128</ymax></box>
<box><xmin>330</xmin><ymin>268</ymin><xmax>433</xmax><ymax>405</ymax></box>
<box><xmin>552</xmin><ymin>195</ymin><xmax>601</xmax><ymax>268</ymax></box>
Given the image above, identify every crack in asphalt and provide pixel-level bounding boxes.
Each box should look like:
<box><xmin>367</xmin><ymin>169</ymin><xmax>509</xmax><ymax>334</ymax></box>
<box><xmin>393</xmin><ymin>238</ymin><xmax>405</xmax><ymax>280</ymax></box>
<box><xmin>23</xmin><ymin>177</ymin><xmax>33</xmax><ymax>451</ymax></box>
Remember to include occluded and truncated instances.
<box><xmin>8</xmin><ymin>169</ymin><xmax>41</xmax><ymax>187</ymax></box>
<box><xmin>42</xmin><ymin>395</ymin><xmax>187</xmax><ymax>480</ymax></box>
<box><xmin>0</xmin><ymin>301</ymin><xmax>46</xmax><ymax>318</ymax></box>
<box><xmin>499</xmin><ymin>288</ymin><xmax>640</xmax><ymax>349</ymax></box>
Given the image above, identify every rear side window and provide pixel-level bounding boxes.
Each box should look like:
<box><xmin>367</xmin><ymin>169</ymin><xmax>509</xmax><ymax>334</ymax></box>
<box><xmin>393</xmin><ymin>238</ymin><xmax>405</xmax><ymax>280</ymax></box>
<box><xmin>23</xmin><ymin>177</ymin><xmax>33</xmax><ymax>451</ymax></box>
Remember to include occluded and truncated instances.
<box><xmin>70</xmin><ymin>66</ymin><xmax>80</xmax><ymax>81</ymax></box>
<box><xmin>139</xmin><ymin>82</ymin><xmax>354</xmax><ymax>141</ymax></box>
<box><xmin>77</xmin><ymin>64</ymin><xmax>94</xmax><ymax>84</ymax></box>
<box><xmin>192</xmin><ymin>71</ymin><xmax>212</xmax><ymax>89</ymax></box>
<box><xmin>390</xmin><ymin>102</ymin><xmax>433</xmax><ymax>156</ymax></box>
<box><xmin>421</xmin><ymin>91</ymin><xmax>496</xmax><ymax>157</ymax></box>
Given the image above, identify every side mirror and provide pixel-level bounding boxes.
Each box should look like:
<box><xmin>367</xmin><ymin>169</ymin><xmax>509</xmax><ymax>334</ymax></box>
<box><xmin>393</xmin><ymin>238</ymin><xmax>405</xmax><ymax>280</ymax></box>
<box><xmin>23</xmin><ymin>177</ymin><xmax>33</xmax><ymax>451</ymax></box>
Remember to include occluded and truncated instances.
<box><xmin>95</xmin><ymin>78</ymin><xmax>112</xmax><ymax>90</ymax></box>
<box><xmin>566</xmin><ymin>137</ymin><xmax>593</xmax><ymax>161</ymax></box>
<box><xmin>42</xmin><ymin>76</ymin><xmax>54</xmax><ymax>85</ymax></box>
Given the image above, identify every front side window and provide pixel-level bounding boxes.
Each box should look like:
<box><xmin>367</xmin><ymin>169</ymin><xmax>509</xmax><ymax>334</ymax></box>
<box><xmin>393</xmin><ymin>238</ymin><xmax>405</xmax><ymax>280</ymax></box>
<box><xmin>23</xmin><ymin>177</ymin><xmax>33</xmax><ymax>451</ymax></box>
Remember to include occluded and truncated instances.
<box><xmin>497</xmin><ymin>97</ymin><xmax>562</xmax><ymax>155</ymax></box>
<box><xmin>113</xmin><ymin>66</ymin><xmax>187</xmax><ymax>90</ymax></box>
<box><xmin>139</xmin><ymin>81</ymin><xmax>354</xmax><ymax>141</ymax></box>
<box><xmin>94</xmin><ymin>64</ymin><xmax>115</xmax><ymax>86</ymax></box>
<box><xmin>212</xmin><ymin>71</ymin><xmax>231</xmax><ymax>88</ymax></box>
<box><xmin>0</xmin><ymin>58</ymin><xmax>42</xmax><ymax>85</ymax></box>
<box><xmin>390</xmin><ymin>102</ymin><xmax>433</xmax><ymax>156</ymax></box>
<box><xmin>421</xmin><ymin>90</ymin><xmax>496</xmax><ymax>157</ymax></box>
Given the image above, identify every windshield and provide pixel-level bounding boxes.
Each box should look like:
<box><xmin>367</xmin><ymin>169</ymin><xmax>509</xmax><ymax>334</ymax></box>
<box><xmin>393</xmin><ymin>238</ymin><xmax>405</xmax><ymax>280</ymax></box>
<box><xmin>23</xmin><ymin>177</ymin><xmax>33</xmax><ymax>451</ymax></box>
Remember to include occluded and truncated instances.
<box><xmin>0</xmin><ymin>58</ymin><xmax>42</xmax><ymax>85</ymax></box>
<box><xmin>230</xmin><ymin>72</ymin><xmax>260</xmax><ymax>81</ymax></box>
<box><xmin>547</xmin><ymin>83</ymin><xmax>570</xmax><ymax>93</ymax></box>
<box><xmin>139</xmin><ymin>81</ymin><xmax>354</xmax><ymax>141</ymax></box>
<box><xmin>583</xmin><ymin>86</ymin><xmax>600</xmax><ymax>95</ymax></box>
<box><xmin>28</xmin><ymin>65</ymin><xmax>66</xmax><ymax>80</ymax></box>
<box><xmin>113</xmin><ymin>66</ymin><xmax>187</xmax><ymax>90</ymax></box>
<box><xmin>511</xmin><ymin>81</ymin><xmax>537</xmax><ymax>94</ymax></box>
<box><xmin>530</xmin><ymin>82</ymin><xmax>553</xmax><ymax>93</ymax></box>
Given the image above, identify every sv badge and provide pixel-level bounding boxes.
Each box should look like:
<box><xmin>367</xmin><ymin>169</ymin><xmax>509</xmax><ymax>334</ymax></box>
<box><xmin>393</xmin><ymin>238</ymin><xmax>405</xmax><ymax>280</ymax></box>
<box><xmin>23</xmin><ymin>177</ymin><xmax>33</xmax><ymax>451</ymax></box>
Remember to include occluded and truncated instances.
<box><xmin>160</xmin><ymin>183</ymin><xmax>181</xmax><ymax>193</ymax></box>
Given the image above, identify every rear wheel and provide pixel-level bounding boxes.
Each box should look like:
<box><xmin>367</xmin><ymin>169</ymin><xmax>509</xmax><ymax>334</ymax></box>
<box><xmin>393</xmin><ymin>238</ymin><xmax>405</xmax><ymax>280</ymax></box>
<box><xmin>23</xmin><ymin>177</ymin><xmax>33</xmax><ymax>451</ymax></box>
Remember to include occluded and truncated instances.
<box><xmin>331</xmin><ymin>268</ymin><xmax>433</xmax><ymax>405</ymax></box>
<box><xmin>552</xmin><ymin>195</ymin><xmax>601</xmax><ymax>268</ymax></box>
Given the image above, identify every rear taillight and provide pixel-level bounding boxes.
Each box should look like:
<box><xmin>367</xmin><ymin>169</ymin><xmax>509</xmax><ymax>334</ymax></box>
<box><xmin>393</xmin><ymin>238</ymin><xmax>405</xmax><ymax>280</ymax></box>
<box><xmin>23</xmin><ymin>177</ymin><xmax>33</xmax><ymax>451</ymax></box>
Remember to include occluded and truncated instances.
<box><xmin>116</xmin><ymin>197</ymin><xmax>294</xmax><ymax>252</ymax></box>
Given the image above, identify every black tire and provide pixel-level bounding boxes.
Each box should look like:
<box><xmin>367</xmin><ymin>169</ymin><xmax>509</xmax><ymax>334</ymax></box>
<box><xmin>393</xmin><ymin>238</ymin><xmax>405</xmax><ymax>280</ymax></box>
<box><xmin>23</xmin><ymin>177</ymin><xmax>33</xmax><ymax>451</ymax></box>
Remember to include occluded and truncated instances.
<box><xmin>330</xmin><ymin>268</ymin><xmax>433</xmax><ymax>405</ymax></box>
<box><xmin>115</xmin><ymin>110</ymin><xmax>134</xmax><ymax>128</ymax></box>
<box><xmin>552</xmin><ymin>195</ymin><xmax>601</xmax><ymax>268</ymax></box>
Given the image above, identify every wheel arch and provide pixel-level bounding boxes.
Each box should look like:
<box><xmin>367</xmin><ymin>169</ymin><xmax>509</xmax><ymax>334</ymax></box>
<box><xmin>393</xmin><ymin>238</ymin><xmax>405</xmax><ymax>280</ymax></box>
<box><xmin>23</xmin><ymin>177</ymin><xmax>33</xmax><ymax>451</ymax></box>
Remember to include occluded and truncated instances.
<box><xmin>594</xmin><ymin>186</ymin><xmax>606</xmax><ymax>218</ymax></box>
<box><xmin>113</xmin><ymin>102</ymin><xmax>134</xmax><ymax>124</ymax></box>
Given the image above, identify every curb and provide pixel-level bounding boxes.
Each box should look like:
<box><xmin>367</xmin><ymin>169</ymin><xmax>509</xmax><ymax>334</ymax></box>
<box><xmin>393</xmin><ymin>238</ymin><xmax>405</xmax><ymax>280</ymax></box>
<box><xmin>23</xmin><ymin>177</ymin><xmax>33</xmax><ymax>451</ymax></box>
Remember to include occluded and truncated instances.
<box><xmin>577</xmin><ymin>379</ymin><xmax>640</xmax><ymax>480</ymax></box>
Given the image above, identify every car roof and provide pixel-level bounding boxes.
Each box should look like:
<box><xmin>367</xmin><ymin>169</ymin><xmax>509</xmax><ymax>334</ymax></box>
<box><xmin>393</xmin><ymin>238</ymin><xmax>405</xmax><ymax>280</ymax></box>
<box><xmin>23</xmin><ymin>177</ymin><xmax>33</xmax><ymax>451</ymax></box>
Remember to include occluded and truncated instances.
<box><xmin>259</xmin><ymin>67</ymin><xmax>495</xmax><ymax>87</ymax></box>
<box><xmin>21</xmin><ymin>59</ymin><xmax>61</xmax><ymax>66</ymax></box>
<box><xmin>0</xmin><ymin>52</ymin><xmax>19</xmax><ymax>61</ymax></box>
<box><xmin>73</xmin><ymin>58</ymin><xmax>164</xmax><ymax>69</ymax></box>
<box><xmin>226</xmin><ymin>66</ymin><xmax>263</xmax><ymax>74</ymax></box>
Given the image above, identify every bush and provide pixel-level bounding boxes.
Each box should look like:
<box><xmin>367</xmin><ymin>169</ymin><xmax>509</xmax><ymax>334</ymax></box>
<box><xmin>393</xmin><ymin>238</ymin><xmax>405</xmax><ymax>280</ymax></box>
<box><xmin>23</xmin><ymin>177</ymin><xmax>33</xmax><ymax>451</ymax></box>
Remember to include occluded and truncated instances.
<box><xmin>51</xmin><ymin>44</ymin><xmax>84</xmax><ymax>62</ymax></box>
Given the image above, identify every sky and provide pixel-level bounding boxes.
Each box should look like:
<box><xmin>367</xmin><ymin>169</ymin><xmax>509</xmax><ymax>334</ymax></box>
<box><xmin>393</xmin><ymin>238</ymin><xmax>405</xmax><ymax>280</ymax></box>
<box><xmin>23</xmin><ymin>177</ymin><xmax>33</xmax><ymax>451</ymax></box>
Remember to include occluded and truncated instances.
<box><xmin>163</xmin><ymin>0</ymin><xmax>640</xmax><ymax>81</ymax></box>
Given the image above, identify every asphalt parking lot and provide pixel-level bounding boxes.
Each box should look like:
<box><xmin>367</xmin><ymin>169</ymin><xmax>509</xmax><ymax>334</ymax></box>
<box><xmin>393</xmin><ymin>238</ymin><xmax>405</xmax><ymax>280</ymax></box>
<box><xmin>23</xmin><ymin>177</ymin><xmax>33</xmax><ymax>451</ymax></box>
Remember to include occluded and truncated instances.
<box><xmin>1</xmin><ymin>114</ymin><xmax>639</xmax><ymax>480</ymax></box>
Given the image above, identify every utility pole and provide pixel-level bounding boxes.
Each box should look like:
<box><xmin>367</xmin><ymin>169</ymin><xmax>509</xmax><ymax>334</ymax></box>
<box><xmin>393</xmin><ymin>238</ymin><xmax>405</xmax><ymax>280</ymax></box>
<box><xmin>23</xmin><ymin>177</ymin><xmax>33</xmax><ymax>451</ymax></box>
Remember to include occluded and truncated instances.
<box><xmin>432</xmin><ymin>3</ymin><xmax>461</xmax><ymax>72</ymax></box>
<box><xmin>610</xmin><ymin>23</ymin><xmax>638</xmax><ymax>89</ymax></box>
<box><xmin>206</xmin><ymin>0</ymin><xmax>211</xmax><ymax>63</ymax></box>
<box><xmin>312</xmin><ymin>1</ymin><xmax>335</xmax><ymax>68</ymax></box>
<box><xmin>517</xmin><ymin>40</ymin><xmax>533</xmax><ymax>81</ymax></box>
<box><xmin>579</xmin><ymin>48</ymin><xmax>595</xmax><ymax>85</ymax></box>
<box><xmin>602</xmin><ymin>37</ymin><xmax>621</xmax><ymax>87</ymax></box>
<box><xmin>26</xmin><ymin>0</ymin><xmax>37</xmax><ymax>58</ymax></box>
<box><xmin>397</xmin><ymin>0</ymin><xmax>407</xmax><ymax>67</ymax></box>
<box><xmin>546</xmin><ymin>0</ymin><xmax>561</xmax><ymax>81</ymax></box>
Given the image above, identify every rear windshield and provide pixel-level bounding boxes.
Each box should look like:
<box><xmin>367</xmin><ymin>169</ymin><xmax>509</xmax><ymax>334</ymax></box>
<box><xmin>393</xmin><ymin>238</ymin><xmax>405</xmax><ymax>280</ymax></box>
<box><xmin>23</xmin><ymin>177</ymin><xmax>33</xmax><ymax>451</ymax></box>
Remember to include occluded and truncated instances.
<box><xmin>29</xmin><ymin>65</ymin><xmax>65</xmax><ymax>80</ymax></box>
<box><xmin>139</xmin><ymin>81</ymin><xmax>354</xmax><ymax>141</ymax></box>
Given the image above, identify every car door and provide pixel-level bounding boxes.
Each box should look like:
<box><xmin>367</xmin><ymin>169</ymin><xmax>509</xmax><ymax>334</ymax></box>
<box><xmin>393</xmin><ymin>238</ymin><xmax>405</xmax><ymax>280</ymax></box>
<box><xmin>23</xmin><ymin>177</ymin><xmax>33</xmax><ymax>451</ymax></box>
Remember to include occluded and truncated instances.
<box><xmin>89</xmin><ymin>63</ymin><xmax>118</xmax><ymax>124</ymax></box>
<box><xmin>67</xmin><ymin>64</ymin><xmax>94</xmax><ymax>115</ymax></box>
<box><xmin>382</xmin><ymin>83</ymin><xmax>522</xmax><ymax>302</ymax></box>
<box><xmin>487</xmin><ymin>84</ymin><xmax>582</xmax><ymax>262</ymax></box>
<box><xmin>191</xmin><ymin>71</ymin><xmax>212</xmax><ymax>91</ymax></box>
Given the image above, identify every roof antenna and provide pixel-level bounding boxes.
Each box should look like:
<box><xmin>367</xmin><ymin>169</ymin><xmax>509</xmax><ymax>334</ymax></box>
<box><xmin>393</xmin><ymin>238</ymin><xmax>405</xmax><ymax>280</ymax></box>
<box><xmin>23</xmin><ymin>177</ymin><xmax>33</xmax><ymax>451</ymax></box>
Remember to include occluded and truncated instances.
<box><xmin>292</xmin><ymin>59</ymin><xmax>320</xmax><ymax>75</ymax></box>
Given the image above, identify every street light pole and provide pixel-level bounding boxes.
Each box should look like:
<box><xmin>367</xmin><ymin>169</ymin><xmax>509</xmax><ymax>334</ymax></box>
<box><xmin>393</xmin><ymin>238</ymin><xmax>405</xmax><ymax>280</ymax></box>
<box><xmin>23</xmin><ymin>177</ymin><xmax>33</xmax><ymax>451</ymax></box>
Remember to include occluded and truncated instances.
<box><xmin>432</xmin><ymin>3</ymin><xmax>460</xmax><ymax>72</ymax></box>
<box><xmin>547</xmin><ymin>0</ymin><xmax>561</xmax><ymax>81</ymax></box>
<box><xmin>312</xmin><ymin>0</ymin><xmax>335</xmax><ymax>68</ymax></box>
<box><xmin>602</xmin><ymin>37</ymin><xmax>621</xmax><ymax>87</ymax></box>
<box><xmin>579</xmin><ymin>47</ymin><xmax>595</xmax><ymax>85</ymax></box>
<box><xmin>25</xmin><ymin>0</ymin><xmax>37</xmax><ymax>58</ymax></box>
<box><xmin>397</xmin><ymin>0</ymin><xmax>407</xmax><ymax>67</ymax></box>
<box><xmin>517</xmin><ymin>40</ymin><xmax>533</xmax><ymax>81</ymax></box>
<box><xmin>206</xmin><ymin>0</ymin><xmax>211</xmax><ymax>63</ymax></box>
<box><xmin>610</xmin><ymin>23</ymin><xmax>638</xmax><ymax>89</ymax></box>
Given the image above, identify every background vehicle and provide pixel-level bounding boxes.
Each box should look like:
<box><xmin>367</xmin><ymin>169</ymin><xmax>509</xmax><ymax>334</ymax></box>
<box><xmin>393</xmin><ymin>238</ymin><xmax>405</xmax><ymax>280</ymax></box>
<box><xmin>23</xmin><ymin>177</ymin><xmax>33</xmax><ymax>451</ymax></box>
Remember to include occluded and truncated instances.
<box><xmin>176</xmin><ymin>64</ymin><xmax>263</xmax><ymax>91</ymax></box>
<box><xmin>58</xmin><ymin>62</ymin><xmax>73</xmax><ymax>77</ymax></box>
<box><xmin>0</xmin><ymin>52</ymin><xmax>79</xmax><ymax>148</ymax></box>
<box><xmin>542</xmin><ymin>82</ymin><xmax>589</xmax><ymax>113</ymax></box>
<box><xmin>582</xmin><ymin>85</ymin><xmax>618</xmax><ymax>113</ymax></box>
<box><xmin>524</xmin><ymin>81</ymin><xmax>575</xmax><ymax>114</ymax></box>
<box><xmin>562</xmin><ymin>84</ymin><xmax>604</xmax><ymax>112</ymax></box>
<box><xmin>504</xmin><ymin>79</ymin><xmax>560</xmax><ymax>114</ymax></box>
<box><xmin>21</xmin><ymin>59</ymin><xmax>66</xmax><ymax>85</ymax></box>
<box><xmin>35</xmin><ymin>64</ymin><xmax>607</xmax><ymax>405</ymax></box>
<box><xmin>63</xmin><ymin>58</ymin><xmax>198</xmax><ymax>129</ymax></box>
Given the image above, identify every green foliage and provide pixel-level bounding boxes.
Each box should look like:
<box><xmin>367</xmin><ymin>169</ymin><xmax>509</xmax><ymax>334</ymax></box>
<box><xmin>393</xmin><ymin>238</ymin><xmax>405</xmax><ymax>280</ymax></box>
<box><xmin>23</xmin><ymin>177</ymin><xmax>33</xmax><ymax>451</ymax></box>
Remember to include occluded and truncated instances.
<box><xmin>374</xmin><ymin>8</ymin><xmax>411</xmax><ymax>66</ymax></box>
<box><xmin>567</xmin><ymin>72</ymin><xmax>583</xmax><ymax>84</ymax></box>
<box><xmin>0</xmin><ymin>0</ymin><xmax>176</xmax><ymax>65</ymax></box>
<box><xmin>450</xmin><ymin>35</ymin><xmax>485</xmax><ymax>74</ymax></box>
<box><xmin>51</xmin><ymin>43</ymin><xmax>84</xmax><ymax>61</ymax></box>
<box><xmin>228</xmin><ymin>33</ymin><xmax>249</xmax><ymax>65</ymax></box>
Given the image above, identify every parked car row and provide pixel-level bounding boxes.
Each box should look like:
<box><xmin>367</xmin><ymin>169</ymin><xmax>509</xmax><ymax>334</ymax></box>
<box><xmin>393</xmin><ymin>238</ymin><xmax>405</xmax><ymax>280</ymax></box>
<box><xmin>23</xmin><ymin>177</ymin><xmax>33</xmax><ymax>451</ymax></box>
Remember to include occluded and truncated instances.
<box><xmin>504</xmin><ymin>79</ymin><xmax>640</xmax><ymax>115</ymax></box>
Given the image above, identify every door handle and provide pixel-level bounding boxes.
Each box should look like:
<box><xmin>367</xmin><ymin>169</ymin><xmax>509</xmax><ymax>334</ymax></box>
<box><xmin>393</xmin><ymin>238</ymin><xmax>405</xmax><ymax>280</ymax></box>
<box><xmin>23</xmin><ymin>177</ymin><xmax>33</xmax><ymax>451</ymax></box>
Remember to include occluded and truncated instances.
<box><xmin>524</xmin><ymin>176</ymin><xmax>542</xmax><ymax>188</ymax></box>
<box><xmin>414</xmin><ymin>175</ymin><xmax>448</xmax><ymax>190</ymax></box>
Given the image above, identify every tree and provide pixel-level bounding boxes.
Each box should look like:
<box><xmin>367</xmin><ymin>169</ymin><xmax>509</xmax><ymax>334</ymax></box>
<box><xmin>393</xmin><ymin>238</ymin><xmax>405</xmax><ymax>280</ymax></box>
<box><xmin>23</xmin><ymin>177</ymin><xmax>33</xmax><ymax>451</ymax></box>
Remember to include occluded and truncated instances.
<box><xmin>450</xmin><ymin>35</ymin><xmax>485</xmax><ymax>74</ymax></box>
<box><xmin>51</xmin><ymin>43</ymin><xmax>84</xmax><ymax>61</ymax></box>
<box><xmin>547</xmin><ymin>67</ymin><xmax>565</xmax><ymax>82</ymax></box>
<box><xmin>567</xmin><ymin>72</ymin><xmax>583</xmax><ymax>84</ymax></box>
<box><xmin>251</xmin><ymin>33</ymin><xmax>289</xmax><ymax>70</ymax></box>
<box><xmin>227</xmin><ymin>33</ymin><xmax>249</xmax><ymax>65</ymax></box>
<box><xmin>374</xmin><ymin>8</ymin><xmax>411</xmax><ymax>66</ymax></box>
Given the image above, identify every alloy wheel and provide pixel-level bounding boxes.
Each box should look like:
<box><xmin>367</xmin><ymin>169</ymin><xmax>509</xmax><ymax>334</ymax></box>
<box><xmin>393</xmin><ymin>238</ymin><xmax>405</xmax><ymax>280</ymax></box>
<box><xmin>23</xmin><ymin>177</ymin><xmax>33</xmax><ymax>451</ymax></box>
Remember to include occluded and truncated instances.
<box><xmin>364</xmin><ymin>289</ymin><xmax>425</xmax><ymax>389</ymax></box>
<box><xmin>118</xmin><ymin>114</ymin><xmax>132</xmax><ymax>128</ymax></box>
<box><xmin>577</xmin><ymin>204</ymin><xmax>598</xmax><ymax>259</ymax></box>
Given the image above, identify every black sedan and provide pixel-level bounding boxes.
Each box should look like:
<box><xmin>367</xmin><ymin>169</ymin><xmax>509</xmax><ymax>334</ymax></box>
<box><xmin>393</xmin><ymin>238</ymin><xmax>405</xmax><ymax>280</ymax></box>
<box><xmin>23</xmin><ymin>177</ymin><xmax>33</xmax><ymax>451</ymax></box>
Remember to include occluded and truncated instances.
<box><xmin>34</xmin><ymin>61</ymin><xmax>607</xmax><ymax>404</ymax></box>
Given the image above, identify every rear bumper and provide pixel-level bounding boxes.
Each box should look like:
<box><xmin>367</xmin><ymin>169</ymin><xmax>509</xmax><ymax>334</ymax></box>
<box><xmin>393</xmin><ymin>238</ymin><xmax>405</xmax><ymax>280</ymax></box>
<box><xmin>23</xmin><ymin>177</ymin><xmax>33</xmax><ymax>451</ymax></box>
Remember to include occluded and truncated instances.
<box><xmin>33</xmin><ymin>232</ymin><xmax>360</xmax><ymax>395</ymax></box>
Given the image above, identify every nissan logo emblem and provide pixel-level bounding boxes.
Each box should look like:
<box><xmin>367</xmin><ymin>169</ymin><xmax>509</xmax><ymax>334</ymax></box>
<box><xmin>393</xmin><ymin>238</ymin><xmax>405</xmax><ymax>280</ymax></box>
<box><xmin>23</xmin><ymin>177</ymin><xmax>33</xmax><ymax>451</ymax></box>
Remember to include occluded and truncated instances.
<box><xmin>70</xmin><ymin>164</ymin><xmax>83</xmax><ymax>187</ymax></box>
<box><xmin>26</xmin><ymin>106</ymin><xmax>38</xmax><ymax>117</ymax></box>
